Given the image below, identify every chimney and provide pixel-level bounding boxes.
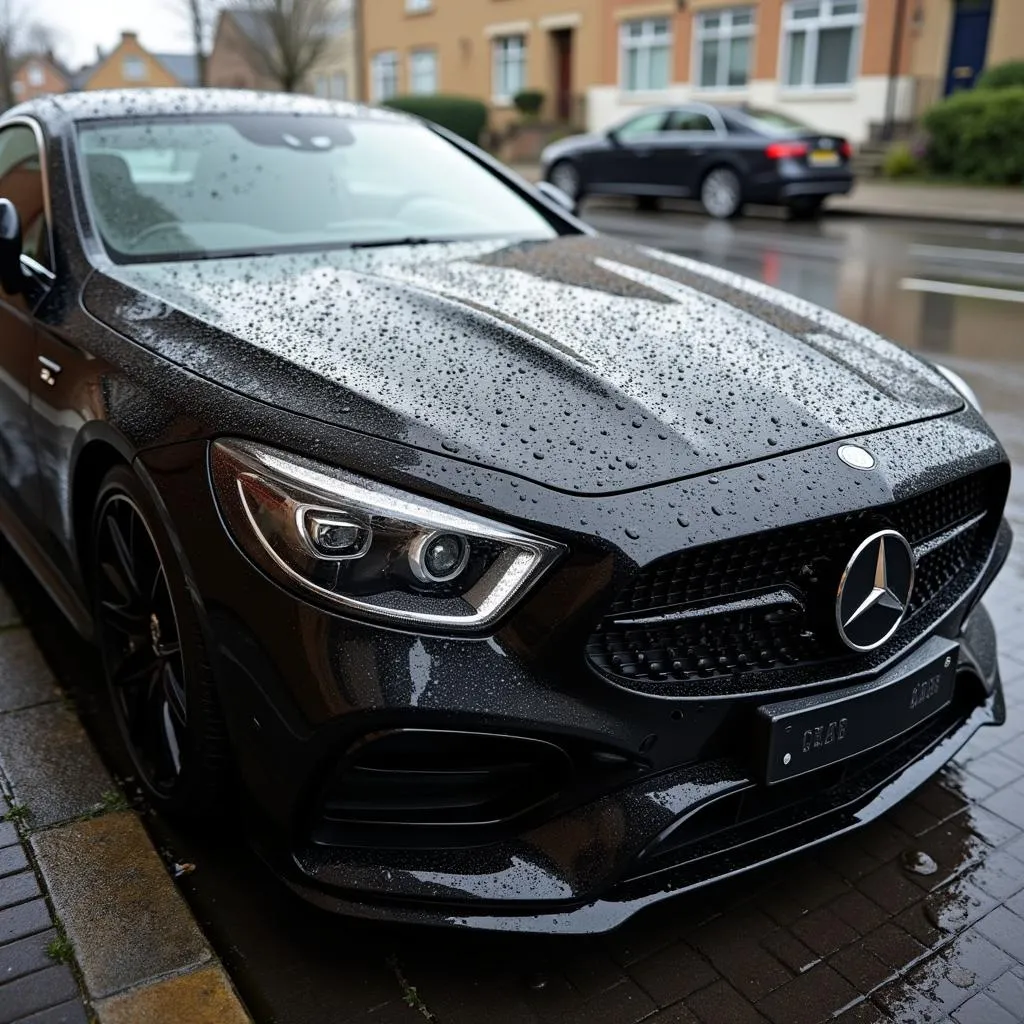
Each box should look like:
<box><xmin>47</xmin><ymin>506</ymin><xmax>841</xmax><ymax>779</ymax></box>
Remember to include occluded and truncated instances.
<box><xmin>121</xmin><ymin>31</ymin><xmax>139</xmax><ymax>43</ymax></box>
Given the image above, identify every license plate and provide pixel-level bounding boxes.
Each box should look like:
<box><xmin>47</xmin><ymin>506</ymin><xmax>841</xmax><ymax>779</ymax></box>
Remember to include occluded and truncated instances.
<box><xmin>809</xmin><ymin>150</ymin><xmax>840</xmax><ymax>167</ymax></box>
<box><xmin>756</xmin><ymin>638</ymin><xmax>959</xmax><ymax>784</ymax></box>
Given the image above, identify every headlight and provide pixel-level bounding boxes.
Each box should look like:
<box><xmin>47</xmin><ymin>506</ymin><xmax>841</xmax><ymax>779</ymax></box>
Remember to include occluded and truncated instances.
<box><xmin>932</xmin><ymin>362</ymin><xmax>982</xmax><ymax>413</ymax></box>
<box><xmin>210</xmin><ymin>440</ymin><xmax>564</xmax><ymax>631</ymax></box>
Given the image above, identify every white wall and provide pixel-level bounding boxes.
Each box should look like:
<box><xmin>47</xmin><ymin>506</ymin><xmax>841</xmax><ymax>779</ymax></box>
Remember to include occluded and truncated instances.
<box><xmin>587</xmin><ymin>75</ymin><xmax>916</xmax><ymax>143</ymax></box>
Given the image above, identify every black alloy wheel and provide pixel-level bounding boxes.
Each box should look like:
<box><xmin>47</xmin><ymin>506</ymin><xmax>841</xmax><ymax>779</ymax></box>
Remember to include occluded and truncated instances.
<box><xmin>700</xmin><ymin>166</ymin><xmax>743</xmax><ymax>219</ymax></box>
<box><xmin>91</xmin><ymin>465</ymin><xmax>228</xmax><ymax>812</ymax></box>
<box><xmin>549</xmin><ymin>160</ymin><xmax>583</xmax><ymax>205</ymax></box>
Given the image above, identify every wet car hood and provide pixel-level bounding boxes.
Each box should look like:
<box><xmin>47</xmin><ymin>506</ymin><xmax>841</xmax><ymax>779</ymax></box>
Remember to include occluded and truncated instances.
<box><xmin>87</xmin><ymin>234</ymin><xmax>961</xmax><ymax>495</ymax></box>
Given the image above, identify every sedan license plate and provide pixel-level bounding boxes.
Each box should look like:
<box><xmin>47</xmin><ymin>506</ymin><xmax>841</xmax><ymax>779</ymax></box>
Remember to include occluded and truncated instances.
<box><xmin>757</xmin><ymin>637</ymin><xmax>959</xmax><ymax>784</ymax></box>
<box><xmin>809</xmin><ymin>150</ymin><xmax>840</xmax><ymax>167</ymax></box>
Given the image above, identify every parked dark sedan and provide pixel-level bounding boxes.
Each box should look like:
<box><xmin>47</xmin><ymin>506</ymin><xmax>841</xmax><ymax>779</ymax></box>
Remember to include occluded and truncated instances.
<box><xmin>0</xmin><ymin>90</ymin><xmax>1009</xmax><ymax>933</ymax></box>
<box><xmin>541</xmin><ymin>103</ymin><xmax>855</xmax><ymax>219</ymax></box>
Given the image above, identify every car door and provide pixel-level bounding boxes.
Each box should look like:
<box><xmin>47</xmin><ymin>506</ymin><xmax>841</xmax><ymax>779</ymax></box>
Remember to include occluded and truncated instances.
<box><xmin>586</xmin><ymin>110</ymin><xmax>668</xmax><ymax>194</ymax></box>
<box><xmin>0</xmin><ymin>122</ymin><xmax>53</xmax><ymax>528</ymax></box>
<box><xmin>648</xmin><ymin>107</ymin><xmax>725</xmax><ymax>196</ymax></box>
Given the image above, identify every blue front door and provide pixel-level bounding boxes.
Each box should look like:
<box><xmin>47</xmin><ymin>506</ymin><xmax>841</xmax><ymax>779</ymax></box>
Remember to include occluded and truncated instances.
<box><xmin>945</xmin><ymin>0</ymin><xmax>993</xmax><ymax>95</ymax></box>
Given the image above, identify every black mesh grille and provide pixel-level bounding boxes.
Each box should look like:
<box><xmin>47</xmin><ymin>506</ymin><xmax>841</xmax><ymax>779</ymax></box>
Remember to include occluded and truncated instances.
<box><xmin>586</xmin><ymin>469</ymin><xmax>1001</xmax><ymax>695</ymax></box>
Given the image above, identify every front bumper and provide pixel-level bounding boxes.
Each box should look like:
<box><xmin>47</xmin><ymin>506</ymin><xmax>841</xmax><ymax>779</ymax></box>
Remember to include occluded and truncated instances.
<box><xmin>136</xmin><ymin>409</ymin><xmax>1010</xmax><ymax>934</ymax></box>
<box><xmin>280</xmin><ymin>593</ymin><xmax>1005</xmax><ymax>933</ymax></box>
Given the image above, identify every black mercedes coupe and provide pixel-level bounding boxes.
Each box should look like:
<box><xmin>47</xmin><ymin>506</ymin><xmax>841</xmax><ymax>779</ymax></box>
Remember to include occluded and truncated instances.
<box><xmin>0</xmin><ymin>90</ymin><xmax>1010</xmax><ymax>933</ymax></box>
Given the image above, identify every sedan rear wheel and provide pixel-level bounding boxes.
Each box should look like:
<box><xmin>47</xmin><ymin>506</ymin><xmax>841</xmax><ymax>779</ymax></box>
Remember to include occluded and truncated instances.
<box><xmin>700</xmin><ymin>167</ymin><xmax>743</xmax><ymax>219</ymax></box>
<box><xmin>549</xmin><ymin>161</ymin><xmax>583</xmax><ymax>204</ymax></box>
<box><xmin>92</xmin><ymin>465</ymin><xmax>229</xmax><ymax>817</ymax></box>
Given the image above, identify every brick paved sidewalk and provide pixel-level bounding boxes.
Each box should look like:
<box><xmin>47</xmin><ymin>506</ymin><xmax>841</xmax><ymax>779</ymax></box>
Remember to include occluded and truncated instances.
<box><xmin>0</xmin><ymin>792</ymin><xmax>86</xmax><ymax>1024</ymax></box>
<box><xmin>0</xmin><ymin>588</ymin><xmax>87</xmax><ymax>1024</ymax></box>
<box><xmin>0</xmin><ymin>582</ymin><xmax>252</xmax><ymax>1024</ymax></box>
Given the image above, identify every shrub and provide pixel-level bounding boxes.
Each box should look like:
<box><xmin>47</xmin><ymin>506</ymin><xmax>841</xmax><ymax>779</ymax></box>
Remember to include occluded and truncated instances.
<box><xmin>513</xmin><ymin>89</ymin><xmax>545</xmax><ymax>118</ymax></box>
<box><xmin>382</xmin><ymin>95</ymin><xmax>489</xmax><ymax>145</ymax></box>
<box><xmin>923</xmin><ymin>85</ymin><xmax>1024</xmax><ymax>183</ymax></box>
<box><xmin>976</xmin><ymin>60</ymin><xmax>1024</xmax><ymax>91</ymax></box>
<box><xmin>882</xmin><ymin>142</ymin><xmax>919</xmax><ymax>179</ymax></box>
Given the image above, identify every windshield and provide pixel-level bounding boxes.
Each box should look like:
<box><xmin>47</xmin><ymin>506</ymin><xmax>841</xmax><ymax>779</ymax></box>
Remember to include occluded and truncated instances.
<box><xmin>77</xmin><ymin>114</ymin><xmax>560</xmax><ymax>262</ymax></box>
<box><xmin>741</xmin><ymin>108</ymin><xmax>815</xmax><ymax>135</ymax></box>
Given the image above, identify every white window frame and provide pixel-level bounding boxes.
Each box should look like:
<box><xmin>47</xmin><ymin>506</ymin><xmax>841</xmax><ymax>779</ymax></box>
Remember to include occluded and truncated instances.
<box><xmin>26</xmin><ymin>62</ymin><xmax>45</xmax><ymax>88</ymax></box>
<box><xmin>122</xmin><ymin>55</ymin><xmax>148</xmax><ymax>82</ymax></box>
<box><xmin>492</xmin><ymin>34</ymin><xmax>527</xmax><ymax>105</ymax></box>
<box><xmin>409</xmin><ymin>48</ymin><xmax>438</xmax><ymax>95</ymax></box>
<box><xmin>405</xmin><ymin>0</ymin><xmax>432</xmax><ymax>11</ymax></box>
<box><xmin>371</xmin><ymin>50</ymin><xmax>400</xmax><ymax>102</ymax></box>
<box><xmin>619</xmin><ymin>17</ymin><xmax>673</xmax><ymax>94</ymax></box>
<box><xmin>314</xmin><ymin>72</ymin><xmax>349</xmax><ymax>99</ymax></box>
<box><xmin>781</xmin><ymin>0</ymin><xmax>863</xmax><ymax>93</ymax></box>
<box><xmin>693</xmin><ymin>7</ymin><xmax>755</xmax><ymax>92</ymax></box>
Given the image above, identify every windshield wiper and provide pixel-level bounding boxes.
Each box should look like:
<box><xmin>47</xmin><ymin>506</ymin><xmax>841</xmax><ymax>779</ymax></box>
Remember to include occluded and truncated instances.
<box><xmin>347</xmin><ymin>236</ymin><xmax>481</xmax><ymax>250</ymax></box>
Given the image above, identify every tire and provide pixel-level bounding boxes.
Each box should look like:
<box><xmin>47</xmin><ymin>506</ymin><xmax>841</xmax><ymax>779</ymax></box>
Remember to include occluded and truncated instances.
<box><xmin>548</xmin><ymin>160</ymin><xmax>584</xmax><ymax>207</ymax></box>
<box><xmin>90</xmin><ymin>464</ymin><xmax>230</xmax><ymax>819</ymax></box>
<box><xmin>635</xmin><ymin>195</ymin><xmax>660</xmax><ymax>212</ymax></box>
<box><xmin>700</xmin><ymin>166</ymin><xmax>744</xmax><ymax>219</ymax></box>
<box><xmin>789</xmin><ymin>197</ymin><xmax>824</xmax><ymax>221</ymax></box>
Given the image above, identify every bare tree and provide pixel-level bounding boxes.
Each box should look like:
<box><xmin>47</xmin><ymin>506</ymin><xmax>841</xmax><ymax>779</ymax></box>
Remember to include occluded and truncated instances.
<box><xmin>0</xmin><ymin>0</ymin><xmax>62</xmax><ymax>110</ymax></box>
<box><xmin>229</xmin><ymin>0</ymin><xmax>341</xmax><ymax>93</ymax></box>
<box><xmin>168</xmin><ymin>0</ymin><xmax>220</xmax><ymax>86</ymax></box>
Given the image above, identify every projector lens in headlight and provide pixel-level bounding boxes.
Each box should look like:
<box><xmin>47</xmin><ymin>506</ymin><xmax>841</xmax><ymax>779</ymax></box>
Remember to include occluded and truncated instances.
<box><xmin>210</xmin><ymin>439</ymin><xmax>564</xmax><ymax>631</ymax></box>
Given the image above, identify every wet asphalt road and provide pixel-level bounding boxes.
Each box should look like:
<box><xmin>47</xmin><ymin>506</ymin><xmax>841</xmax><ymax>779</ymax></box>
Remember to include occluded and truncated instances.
<box><xmin>6</xmin><ymin>208</ymin><xmax>1024</xmax><ymax>1024</ymax></box>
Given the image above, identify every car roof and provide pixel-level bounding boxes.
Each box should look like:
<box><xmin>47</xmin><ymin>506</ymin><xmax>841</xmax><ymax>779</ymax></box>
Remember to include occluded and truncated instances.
<box><xmin>8</xmin><ymin>88</ymin><xmax>403</xmax><ymax>126</ymax></box>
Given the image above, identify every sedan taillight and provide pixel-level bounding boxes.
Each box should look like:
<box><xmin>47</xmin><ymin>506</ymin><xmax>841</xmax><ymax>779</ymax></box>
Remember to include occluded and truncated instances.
<box><xmin>765</xmin><ymin>141</ymin><xmax>809</xmax><ymax>160</ymax></box>
<box><xmin>840</xmin><ymin>140</ymin><xmax>852</xmax><ymax>158</ymax></box>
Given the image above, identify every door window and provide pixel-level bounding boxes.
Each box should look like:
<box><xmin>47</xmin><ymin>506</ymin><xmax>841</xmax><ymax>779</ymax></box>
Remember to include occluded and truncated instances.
<box><xmin>664</xmin><ymin>110</ymin><xmax>716</xmax><ymax>133</ymax></box>
<box><xmin>615</xmin><ymin>111</ymin><xmax>667</xmax><ymax>140</ymax></box>
<box><xmin>0</xmin><ymin>124</ymin><xmax>50</xmax><ymax>278</ymax></box>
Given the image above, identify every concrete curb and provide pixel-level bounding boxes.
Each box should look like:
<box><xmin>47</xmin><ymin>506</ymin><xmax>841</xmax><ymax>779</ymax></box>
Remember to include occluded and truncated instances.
<box><xmin>824</xmin><ymin>201</ymin><xmax>1024</xmax><ymax>230</ymax></box>
<box><xmin>0</xmin><ymin>586</ymin><xmax>252</xmax><ymax>1024</ymax></box>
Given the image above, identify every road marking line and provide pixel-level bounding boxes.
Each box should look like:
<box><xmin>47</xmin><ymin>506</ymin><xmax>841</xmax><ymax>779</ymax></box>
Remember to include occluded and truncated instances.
<box><xmin>900</xmin><ymin>277</ymin><xmax>1024</xmax><ymax>304</ymax></box>
<box><xmin>910</xmin><ymin>243</ymin><xmax>1024</xmax><ymax>265</ymax></box>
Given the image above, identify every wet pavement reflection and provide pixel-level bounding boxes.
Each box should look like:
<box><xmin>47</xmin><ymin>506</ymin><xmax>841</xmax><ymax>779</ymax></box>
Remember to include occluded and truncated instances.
<box><xmin>5</xmin><ymin>210</ymin><xmax>1024</xmax><ymax>1024</ymax></box>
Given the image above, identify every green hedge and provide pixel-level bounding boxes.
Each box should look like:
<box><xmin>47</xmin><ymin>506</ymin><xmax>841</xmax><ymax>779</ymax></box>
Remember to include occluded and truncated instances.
<box><xmin>923</xmin><ymin>86</ymin><xmax>1024</xmax><ymax>184</ymax></box>
<box><xmin>976</xmin><ymin>60</ymin><xmax>1024</xmax><ymax>91</ymax></box>
<box><xmin>382</xmin><ymin>95</ymin><xmax>488</xmax><ymax>145</ymax></box>
<box><xmin>883</xmin><ymin>143</ymin><xmax>919</xmax><ymax>179</ymax></box>
<box><xmin>513</xmin><ymin>89</ymin><xmax>545</xmax><ymax>117</ymax></box>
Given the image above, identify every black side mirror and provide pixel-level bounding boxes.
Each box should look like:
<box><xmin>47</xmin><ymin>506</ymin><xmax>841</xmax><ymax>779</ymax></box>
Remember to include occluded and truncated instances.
<box><xmin>606</xmin><ymin>129</ymin><xmax>620</xmax><ymax>146</ymax></box>
<box><xmin>0</xmin><ymin>198</ymin><xmax>24</xmax><ymax>295</ymax></box>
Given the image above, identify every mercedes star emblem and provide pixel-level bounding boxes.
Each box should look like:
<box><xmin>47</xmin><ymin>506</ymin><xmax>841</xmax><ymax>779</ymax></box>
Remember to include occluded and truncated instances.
<box><xmin>836</xmin><ymin>529</ymin><xmax>915</xmax><ymax>652</ymax></box>
<box><xmin>837</xmin><ymin>444</ymin><xmax>876</xmax><ymax>470</ymax></box>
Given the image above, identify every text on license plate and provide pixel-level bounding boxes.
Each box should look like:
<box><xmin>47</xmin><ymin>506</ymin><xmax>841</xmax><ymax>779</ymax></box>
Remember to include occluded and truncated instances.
<box><xmin>756</xmin><ymin>638</ymin><xmax>959</xmax><ymax>784</ymax></box>
<box><xmin>810</xmin><ymin>150</ymin><xmax>840</xmax><ymax>167</ymax></box>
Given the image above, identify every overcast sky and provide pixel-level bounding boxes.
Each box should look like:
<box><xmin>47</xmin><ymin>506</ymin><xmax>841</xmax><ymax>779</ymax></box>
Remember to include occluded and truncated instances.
<box><xmin>31</xmin><ymin>0</ymin><xmax>193</xmax><ymax>68</ymax></box>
